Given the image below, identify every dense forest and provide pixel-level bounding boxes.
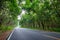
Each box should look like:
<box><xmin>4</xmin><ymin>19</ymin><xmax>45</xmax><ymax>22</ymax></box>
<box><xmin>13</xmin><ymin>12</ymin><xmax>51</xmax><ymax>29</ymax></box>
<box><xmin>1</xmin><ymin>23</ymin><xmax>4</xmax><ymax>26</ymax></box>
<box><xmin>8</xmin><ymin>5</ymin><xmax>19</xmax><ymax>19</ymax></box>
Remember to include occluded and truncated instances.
<box><xmin>0</xmin><ymin>0</ymin><xmax>21</xmax><ymax>31</ymax></box>
<box><xmin>0</xmin><ymin>0</ymin><xmax>60</xmax><ymax>32</ymax></box>
<box><xmin>19</xmin><ymin>0</ymin><xmax>60</xmax><ymax>32</ymax></box>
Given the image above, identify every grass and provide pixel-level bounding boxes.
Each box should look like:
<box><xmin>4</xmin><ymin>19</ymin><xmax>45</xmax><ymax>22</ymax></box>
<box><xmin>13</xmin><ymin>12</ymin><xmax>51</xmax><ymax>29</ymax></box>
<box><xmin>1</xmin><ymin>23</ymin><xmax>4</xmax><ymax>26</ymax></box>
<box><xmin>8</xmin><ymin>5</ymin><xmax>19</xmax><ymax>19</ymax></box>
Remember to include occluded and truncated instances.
<box><xmin>0</xmin><ymin>26</ymin><xmax>14</xmax><ymax>35</ymax></box>
<box><xmin>21</xmin><ymin>26</ymin><xmax>60</xmax><ymax>32</ymax></box>
<box><xmin>49</xmin><ymin>28</ymin><xmax>60</xmax><ymax>32</ymax></box>
<box><xmin>0</xmin><ymin>27</ymin><xmax>13</xmax><ymax>31</ymax></box>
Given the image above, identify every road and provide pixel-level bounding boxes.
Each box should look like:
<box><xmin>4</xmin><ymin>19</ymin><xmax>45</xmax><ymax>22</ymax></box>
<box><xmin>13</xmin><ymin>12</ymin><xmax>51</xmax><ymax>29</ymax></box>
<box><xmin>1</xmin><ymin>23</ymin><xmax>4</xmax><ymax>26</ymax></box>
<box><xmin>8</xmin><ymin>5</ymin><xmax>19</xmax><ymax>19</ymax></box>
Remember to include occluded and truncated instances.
<box><xmin>7</xmin><ymin>28</ymin><xmax>60</xmax><ymax>40</ymax></box>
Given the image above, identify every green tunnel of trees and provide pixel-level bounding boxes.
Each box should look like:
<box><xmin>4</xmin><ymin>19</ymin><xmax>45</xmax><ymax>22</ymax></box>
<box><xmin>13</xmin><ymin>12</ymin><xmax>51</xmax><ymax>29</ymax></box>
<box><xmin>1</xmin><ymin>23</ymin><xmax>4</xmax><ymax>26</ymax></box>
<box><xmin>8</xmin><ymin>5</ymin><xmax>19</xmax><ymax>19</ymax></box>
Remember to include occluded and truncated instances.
<box><xmin>0</xmin><ymin>0</ymin><xmax>60</xmax><ymax>32</ymax></box>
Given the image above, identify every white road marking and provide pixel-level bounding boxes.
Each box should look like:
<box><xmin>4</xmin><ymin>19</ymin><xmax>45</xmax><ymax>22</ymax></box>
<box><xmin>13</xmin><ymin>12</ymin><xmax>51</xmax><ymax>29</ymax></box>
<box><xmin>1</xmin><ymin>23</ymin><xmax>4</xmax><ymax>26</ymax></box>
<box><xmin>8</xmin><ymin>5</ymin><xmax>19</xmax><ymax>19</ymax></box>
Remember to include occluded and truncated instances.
<box><xmin>7</xmin><ymin>30</ymin><xmax>14</xmax><ymax>40</ymax></box>
<box><xmin>7</xmin><ymin>28</ymin><xmax>60</xmax><ymax>40</ymax></box>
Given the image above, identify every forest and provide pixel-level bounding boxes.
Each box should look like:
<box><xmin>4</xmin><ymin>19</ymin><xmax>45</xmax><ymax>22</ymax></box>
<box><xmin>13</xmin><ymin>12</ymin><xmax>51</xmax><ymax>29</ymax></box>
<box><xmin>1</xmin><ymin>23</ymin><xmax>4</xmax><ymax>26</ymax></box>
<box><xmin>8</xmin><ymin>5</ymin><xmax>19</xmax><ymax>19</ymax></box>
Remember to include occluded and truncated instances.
<box><xmin>0</xmin><ymin>0</ymin><xmax>60</xmax><ymax>32</ymax></box>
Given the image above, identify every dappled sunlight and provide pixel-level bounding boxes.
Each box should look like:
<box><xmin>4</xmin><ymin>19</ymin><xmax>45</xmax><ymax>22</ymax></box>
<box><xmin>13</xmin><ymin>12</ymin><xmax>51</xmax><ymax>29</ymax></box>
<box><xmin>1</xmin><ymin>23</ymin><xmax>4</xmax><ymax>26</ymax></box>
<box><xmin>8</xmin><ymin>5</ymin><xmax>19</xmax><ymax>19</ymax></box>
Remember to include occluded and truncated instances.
<box><xmin>21</xmin><ymin>1</ymin><xmax>26</xmax><ymax>5</ymax></box>
<box><xmin>17</xmin><ymin>10</ymin><xmax>26</xmax><ymax>29</ymax></box>
<box><xmin>17</xmin><ymin>10</ymin><xmax>25</xmax><ymax>28</ymax></box>
<box><xmin>17</xmin><ymin>9</ymin><xmax>26</xmax><ymax>20</ymax></box>
<box><xmin>20</xmin><ymin>10</ymin><xmax>26</xmax><ymax>16</ymax></box>
<box><xmin>15</xmin><ymin>26</ymin><xmax>20</xmax><ymax>29</ymax></box>
<box><xmin>18</xmin><ymin>15</ymin><xmax>21</xmax><ymax>20</ymax></box>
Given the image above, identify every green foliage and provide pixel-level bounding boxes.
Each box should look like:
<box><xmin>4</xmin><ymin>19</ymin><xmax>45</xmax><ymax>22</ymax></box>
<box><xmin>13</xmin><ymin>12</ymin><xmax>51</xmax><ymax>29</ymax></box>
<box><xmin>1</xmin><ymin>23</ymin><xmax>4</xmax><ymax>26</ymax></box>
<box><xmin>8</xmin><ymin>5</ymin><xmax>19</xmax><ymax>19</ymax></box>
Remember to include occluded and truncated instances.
<box><xmin>0</xmin><ymin>0</ymin><xmax>60</xmax><ymax>32</ymax></box>
<box><xmin>20</xmin><ymin>0</ymin><xmax>60</xmax><ymax>31</ymax></box>
<box><xmin>0</xmin><ymin>0</ymin><xmax>21</xmax><ymax>31</ymax></box>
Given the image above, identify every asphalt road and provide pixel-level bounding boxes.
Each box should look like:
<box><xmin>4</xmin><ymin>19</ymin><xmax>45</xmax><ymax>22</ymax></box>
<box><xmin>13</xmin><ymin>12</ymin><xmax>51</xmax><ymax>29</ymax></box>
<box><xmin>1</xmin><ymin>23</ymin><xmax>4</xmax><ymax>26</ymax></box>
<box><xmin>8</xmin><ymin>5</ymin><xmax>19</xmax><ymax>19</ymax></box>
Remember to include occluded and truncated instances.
<box><xmin>7</xmin><ymin>28</ymin><xmax>60</xmax><ymax>40</ymax></box>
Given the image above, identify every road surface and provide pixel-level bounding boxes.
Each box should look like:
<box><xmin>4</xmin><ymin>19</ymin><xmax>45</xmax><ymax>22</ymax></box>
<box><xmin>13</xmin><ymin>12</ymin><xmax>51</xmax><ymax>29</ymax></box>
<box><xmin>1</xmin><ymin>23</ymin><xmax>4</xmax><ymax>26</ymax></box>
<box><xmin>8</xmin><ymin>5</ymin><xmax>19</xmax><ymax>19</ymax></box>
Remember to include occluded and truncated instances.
<box><xmin>7</xmin><ymin>28</ymin><xmax>60</xmax><ymax>40</ymax></box>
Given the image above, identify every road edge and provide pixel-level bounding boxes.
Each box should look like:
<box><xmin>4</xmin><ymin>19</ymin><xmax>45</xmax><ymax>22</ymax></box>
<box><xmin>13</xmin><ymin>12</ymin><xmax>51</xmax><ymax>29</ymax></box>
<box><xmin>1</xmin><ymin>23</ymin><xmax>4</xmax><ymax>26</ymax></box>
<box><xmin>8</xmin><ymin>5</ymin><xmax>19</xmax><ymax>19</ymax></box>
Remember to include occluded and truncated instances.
<box><xmin>6</xmin><ymin>30</ymin><xmax>14</xmax><ymax>40</ymax></box>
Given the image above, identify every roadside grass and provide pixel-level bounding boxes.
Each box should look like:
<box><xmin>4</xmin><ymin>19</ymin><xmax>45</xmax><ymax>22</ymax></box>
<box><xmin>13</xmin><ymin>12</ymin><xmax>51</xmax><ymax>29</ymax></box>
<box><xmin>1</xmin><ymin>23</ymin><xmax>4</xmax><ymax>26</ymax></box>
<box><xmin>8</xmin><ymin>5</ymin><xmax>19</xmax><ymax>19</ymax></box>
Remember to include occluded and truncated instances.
<box><xmin>49</xmin><ymin>28</ymin><xmax>60</xmax><ymax>32</ymax></box>
<box><xmin>0</xmin><ymin>26</ymin><xmax>14</xmax><ymax>35</ymax></box>
<box><xmin>21</xmin><ymin>26</ymin><xmax>60</xmax><ymax>32</ymax></box>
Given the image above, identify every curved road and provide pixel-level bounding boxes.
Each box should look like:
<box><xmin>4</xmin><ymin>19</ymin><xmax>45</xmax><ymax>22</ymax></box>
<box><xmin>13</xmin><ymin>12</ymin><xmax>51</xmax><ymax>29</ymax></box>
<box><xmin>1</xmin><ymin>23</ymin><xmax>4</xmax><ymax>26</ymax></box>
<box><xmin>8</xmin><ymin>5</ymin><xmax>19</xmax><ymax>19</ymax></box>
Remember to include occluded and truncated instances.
<box><xmin>7</xmin><ymin>28</ymin><xmax>60</xmax><ymax>40</ymax></box>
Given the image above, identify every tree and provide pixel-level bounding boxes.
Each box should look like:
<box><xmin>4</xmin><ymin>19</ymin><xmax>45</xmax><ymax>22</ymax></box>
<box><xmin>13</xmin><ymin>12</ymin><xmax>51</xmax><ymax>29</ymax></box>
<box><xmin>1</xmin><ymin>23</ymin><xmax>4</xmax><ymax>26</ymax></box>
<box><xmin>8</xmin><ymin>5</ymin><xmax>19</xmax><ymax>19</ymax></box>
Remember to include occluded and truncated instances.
<box><xmin>20</xmin><ymin>0</ymin><xmax>60</xmax><ymax>31</ymax></box>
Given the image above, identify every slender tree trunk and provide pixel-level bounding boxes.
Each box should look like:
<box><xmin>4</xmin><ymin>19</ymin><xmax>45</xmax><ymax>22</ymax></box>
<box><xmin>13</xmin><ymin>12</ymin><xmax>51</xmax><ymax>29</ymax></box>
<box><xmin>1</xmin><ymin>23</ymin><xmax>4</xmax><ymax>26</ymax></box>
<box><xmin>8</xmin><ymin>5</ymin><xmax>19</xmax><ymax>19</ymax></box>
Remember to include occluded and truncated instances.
<box><xmin>41</xmin><ymin>21</ymin><xmax>44</xmax><ymax>30</ymax></box>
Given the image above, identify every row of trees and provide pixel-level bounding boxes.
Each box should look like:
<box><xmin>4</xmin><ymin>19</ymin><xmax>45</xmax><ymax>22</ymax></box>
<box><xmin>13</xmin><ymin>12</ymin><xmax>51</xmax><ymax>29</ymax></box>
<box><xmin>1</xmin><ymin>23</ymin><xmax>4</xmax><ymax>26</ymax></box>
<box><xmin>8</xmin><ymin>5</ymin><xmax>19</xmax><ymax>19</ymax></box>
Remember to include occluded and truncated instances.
<box><xmin>0</xmin><ymin>0</ymin><xmax>21</xmax><ymax>30</ymax></box>
<box><xmin>20</xmin><ymin>0</ymin><xmax>60</xmax><ymax>31</ymax></box>
<box><xmin>0</xmin><ymin>0</ymin><xmax>60</xmax><ymax>31</ymax></box>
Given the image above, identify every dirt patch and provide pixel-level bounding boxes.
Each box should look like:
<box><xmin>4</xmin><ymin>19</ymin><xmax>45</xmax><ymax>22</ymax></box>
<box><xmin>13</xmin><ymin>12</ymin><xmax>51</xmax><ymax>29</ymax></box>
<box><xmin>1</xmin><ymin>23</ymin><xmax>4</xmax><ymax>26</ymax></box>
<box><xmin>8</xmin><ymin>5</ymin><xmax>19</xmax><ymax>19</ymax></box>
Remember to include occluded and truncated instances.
<box><xmin>0</xmin><ymin>31</ymin><xmax>12</xmax><ymax>40</ymax></box>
